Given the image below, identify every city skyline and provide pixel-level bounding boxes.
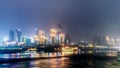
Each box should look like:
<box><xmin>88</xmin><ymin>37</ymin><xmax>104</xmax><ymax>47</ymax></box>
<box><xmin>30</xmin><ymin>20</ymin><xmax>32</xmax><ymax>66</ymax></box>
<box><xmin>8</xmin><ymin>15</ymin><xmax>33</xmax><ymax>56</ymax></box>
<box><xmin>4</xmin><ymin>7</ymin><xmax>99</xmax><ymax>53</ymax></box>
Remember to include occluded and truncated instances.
<box><xmin>1</xmin><ymin>27</ymin><xmax>71</xmax><ymax>46</ymax></box>
<box><xmin>1</xmin><ymin>0</ymin><xmax>120</xmax><ymax>43</ymax></box>
<box><xmin>0</xmin><ymin>1</ymin><xmax>120</xmax><ymax>68</ymax></box>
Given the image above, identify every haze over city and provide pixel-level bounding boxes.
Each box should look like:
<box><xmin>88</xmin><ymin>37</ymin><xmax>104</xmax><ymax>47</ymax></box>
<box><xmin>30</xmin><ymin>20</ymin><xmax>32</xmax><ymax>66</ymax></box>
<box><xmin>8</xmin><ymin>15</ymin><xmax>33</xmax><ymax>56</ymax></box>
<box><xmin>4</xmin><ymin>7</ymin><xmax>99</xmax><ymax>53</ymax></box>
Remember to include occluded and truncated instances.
<box><xmin>0</xmin><ymin>0</ymin><xmax>120</xmax><ymax>68</ymax></box>
<box><xmin>0</xmin><ymin>0</ymin><xmax>120</xmax><ymax>43</ymax></box>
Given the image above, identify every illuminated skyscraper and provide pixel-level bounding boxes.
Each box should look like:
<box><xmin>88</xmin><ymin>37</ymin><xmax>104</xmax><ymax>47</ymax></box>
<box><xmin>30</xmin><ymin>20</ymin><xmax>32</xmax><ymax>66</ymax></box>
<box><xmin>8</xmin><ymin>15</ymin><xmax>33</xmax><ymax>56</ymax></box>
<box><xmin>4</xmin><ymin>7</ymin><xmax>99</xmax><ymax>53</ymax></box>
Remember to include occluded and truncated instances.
<box><xmin>50</xmin><ymin>28</ymin><xmax>57</xmax><ymax>44</ymax></box>
<box><xmin>38</xmin><ymin>30</ymin><xmax>45</xmax><ymax>44</ymax></box>
<box><xmin>16</xmin><ymin>29</ymin><xmax>22</xmax><ymax>42</ymax></box>
<box><xmin>9</xmin><ymin>30</ymin><xmax>15</xmax><ymax>42</ymax></box>
<box><xmin>56</xmin><ymin>24</ymin><xmax>62</xmax><ymax>44</ymax></box>
<box><xmin>59</xmin><ymin>33</ymin><xmax>65</xmax><ymax>44</ymax></box>
<box><xmin>34</xmin><ymin>35</ymin><xmax>39</xmax><ymax>45</ymax></box>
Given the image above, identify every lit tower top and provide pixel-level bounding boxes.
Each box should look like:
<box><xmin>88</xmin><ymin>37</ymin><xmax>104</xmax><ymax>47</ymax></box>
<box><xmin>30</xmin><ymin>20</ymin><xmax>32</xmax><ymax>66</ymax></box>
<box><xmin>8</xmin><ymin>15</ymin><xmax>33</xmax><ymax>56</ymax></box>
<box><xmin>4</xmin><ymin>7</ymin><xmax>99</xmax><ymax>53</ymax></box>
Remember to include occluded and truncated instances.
<box><xmin>50</xmin><ymin>28</ymin><xmax>57</xmax><ymax>44</ymax></box>
<box><xmin>50</xmin><ymin>29</ymin><xmax>57</xmax><ymax>37</ymax></box>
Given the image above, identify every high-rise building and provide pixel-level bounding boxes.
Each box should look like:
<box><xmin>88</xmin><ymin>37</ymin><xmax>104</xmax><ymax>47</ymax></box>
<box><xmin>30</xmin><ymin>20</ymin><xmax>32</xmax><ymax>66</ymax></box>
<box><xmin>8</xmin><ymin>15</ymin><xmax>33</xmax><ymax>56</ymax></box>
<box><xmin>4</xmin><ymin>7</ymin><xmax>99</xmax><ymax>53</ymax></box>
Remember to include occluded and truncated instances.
<box><xmin>38</xmin><ymin>30</ymin><xmax>45</xmax><ymax>44</ymax></box>
<box><xmin>93</xmin><ymin>35</ymin><xmax>107</xmax><ymax>45</ymax></box>
<box><xmin>56</xmin><ymin>24</ymin><xmax>62</xmax><ymax>44</ymax></box>
<box><xmin>16</xmin><ymin>29</ymin><xmax>22</xmax><ymax>42</ymax></box>
<box><xmin>64</xmin><ymin>34</ymin><xmax>71</xmax><ymax>44</ymax></box>
<box><xmin>34</xmin><ymin>35</ymin><xmax>39</xmax><ymax>45</ymax></box>
<box><xmin>59</xmin><ymin>33</ymin><xmax>65</xmax><ymax>44</ymax></box>
<box><xmin>9</xmin><ymin>30</ymin><xmax>15</xmax><ymax>42</ymax></box>
<box><xmin>21</xmin><ymin>36</ymin><xmax>27</xmax><ymax>44</ymax></box>
<box><xmin>50</xmin><ymin>28</ymin><xmax>57</xmax><ymax>44</ymax></box>
<box><xmin>26</xmin><ymin>38</ymin><xmax>31</xmax><ymax>45</ymax></box>
<box><xmin>56</xmin><ymin>24</ymin><xmax>62</xmax><ymax>33</ymax></box>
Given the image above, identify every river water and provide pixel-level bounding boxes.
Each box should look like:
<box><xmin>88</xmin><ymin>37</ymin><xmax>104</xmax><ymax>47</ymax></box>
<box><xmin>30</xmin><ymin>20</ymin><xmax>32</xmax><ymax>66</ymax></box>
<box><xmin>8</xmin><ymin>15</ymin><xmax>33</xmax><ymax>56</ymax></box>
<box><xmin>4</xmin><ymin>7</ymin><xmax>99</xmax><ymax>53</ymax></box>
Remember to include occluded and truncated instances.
<box><xmin>0</xmin><ymin>51</ymin><xmax>120</xmax><ymax>68</ymax></box>
<box><xmin>0</xmin><ymin>57</ymin><xmax>120</xmax><ymax>68</ymax></box>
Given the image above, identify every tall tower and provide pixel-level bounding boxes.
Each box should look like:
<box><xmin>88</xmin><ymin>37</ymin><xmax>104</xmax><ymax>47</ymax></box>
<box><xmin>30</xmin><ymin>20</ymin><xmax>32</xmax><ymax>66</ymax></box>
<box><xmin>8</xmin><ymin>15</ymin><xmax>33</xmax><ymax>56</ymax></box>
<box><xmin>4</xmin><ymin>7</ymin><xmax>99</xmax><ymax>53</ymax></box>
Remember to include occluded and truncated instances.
<box><xmin>56</xmin><ymin>24</ymin><xmax>62</xmax><ymax>45</ymax></box>
<box><xmin>9</xmin><ymin>30</ymin><xmax>15</xmax><ymax>42</ymax></box>
<box><xmin>64</xmin><ymin>34</ymin><xmax>71</xmax><ymax>44</ymax></box>
<box><xmin>15</xmin><ymin>29</ymin><xmax>22</xmax><ymax>43</ymax></box>
<box><xmin>50</xmin><ymin>29</ymin><xmax>57</xmax><ymax>44</ymax></box>
<box><xmin>38</xmin><ymin>30</ymin><xmax>45</xmax><ymax>44</ymax></box>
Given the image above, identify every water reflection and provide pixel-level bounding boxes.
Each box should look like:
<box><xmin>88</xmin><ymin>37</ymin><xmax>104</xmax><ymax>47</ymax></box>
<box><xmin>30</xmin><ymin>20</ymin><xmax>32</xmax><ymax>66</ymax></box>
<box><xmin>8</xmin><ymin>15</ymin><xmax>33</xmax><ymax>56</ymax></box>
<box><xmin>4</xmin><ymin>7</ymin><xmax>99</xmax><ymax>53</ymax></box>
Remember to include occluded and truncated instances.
<box><xmin>0</xmin><ymin>51</ymin><xmax>76</xmax><ymax>59</ymax></box>
<box><xmin>0</xmin><ymin>51</ymin><xmax>120</xmax><ymax>68</ymax></box>
<box><xmin>0</xmin><ymin>57</ymin><xmax>120</xmax><ymax>68</ymax></box>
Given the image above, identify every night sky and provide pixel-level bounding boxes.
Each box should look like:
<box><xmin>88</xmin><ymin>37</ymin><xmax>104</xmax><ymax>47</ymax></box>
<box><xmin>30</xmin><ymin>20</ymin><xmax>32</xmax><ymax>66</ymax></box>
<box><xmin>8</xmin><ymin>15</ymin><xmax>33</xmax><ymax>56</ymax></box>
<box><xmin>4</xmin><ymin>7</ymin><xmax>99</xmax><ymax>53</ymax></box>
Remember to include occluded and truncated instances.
<box><xmin>0</xmin><ymin>0</ymin><xmax>120</xmax><ymax>43</ymax></box>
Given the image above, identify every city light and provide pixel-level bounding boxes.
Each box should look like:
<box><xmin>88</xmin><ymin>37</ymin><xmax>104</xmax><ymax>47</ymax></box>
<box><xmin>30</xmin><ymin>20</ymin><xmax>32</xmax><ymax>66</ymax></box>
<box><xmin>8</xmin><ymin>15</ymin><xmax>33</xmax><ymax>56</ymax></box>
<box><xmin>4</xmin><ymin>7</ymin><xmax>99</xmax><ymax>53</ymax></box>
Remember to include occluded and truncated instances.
<box><xmin>3</xmin><ymin>37</ymin><xmax>9</xmax><ymax>42</ymax></box>
<box><xmin>106</xmin><ymin>36</ymin><xmax>110</xmax><ymax>42</ymax></box>
<box><xmin>1</xmin><ymin>25</ymin><xmax>71</xmax><ymax>46</ymax></box>
<box><xmin>50</xmin><ymin>28</ymin><xmax>57</xmax><ymax>37</ymax></box>
<box><xmin>116</xmin><ymin>38</ymin><xmax>120</xmax><ymax>42</ymax></box>
<box><xmin>1</xmin><ymin>1</ymin><xmax>120</xmax><ymax>68</ymax></box>
<box><xmin>29</xmin><ymin>37</ymin><xmax>34</xmax><ymax>43</ymax></box>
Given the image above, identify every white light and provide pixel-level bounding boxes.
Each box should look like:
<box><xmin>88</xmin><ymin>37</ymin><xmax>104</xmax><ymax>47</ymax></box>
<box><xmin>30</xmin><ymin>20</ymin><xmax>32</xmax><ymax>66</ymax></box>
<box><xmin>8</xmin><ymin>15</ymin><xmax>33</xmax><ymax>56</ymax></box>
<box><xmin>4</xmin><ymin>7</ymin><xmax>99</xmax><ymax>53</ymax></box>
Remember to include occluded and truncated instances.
<box><xmin>29</xmin><ymin>37</ymin><xmax>34</xmax><ymax>43</ymax></box>
<box><xmin>71</xmin><ymin>43</ymin><xmax>75</xmax><ymax>45</ymax></box>
<box><xmin>116</xmin><ymin>39</ymin><xmax>120</xmax><ymax>42</ymax></box>
<box><xmin>11</xmin><ymin>41</ymin><xmax>16</xmax><ymax>45</ymax></box>
<box><xmin>3</xmin><ymin>37</ymin><xmax>9</xmax><ymax>42</ymax></box>
<box><xmin>111</xmin><ymin>39</ymin><xmax>115</xmax><ymax>42</ymax></box>
<box><xmin>106</xmin><ymin>36</ymin><xmax>110</xmax><ymax>42</ymax></box>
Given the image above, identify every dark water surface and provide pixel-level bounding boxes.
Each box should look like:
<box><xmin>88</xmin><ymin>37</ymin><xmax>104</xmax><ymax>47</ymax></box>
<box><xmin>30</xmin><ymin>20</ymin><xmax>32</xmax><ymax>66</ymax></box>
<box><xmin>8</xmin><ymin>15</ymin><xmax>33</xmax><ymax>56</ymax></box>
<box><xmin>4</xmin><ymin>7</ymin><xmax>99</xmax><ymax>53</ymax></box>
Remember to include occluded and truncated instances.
<box><xmin>0</xmin><ymin>57</ymin><xmax>120</xmax><ymax>68</ymax></box>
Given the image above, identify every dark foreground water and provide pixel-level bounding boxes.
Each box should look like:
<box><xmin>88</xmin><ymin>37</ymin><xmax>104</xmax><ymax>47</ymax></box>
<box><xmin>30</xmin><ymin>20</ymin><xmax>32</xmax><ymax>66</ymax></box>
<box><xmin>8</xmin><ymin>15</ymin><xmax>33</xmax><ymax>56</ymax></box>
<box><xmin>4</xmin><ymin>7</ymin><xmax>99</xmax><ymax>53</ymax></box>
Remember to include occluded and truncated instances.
<box><xmin>0</xmin><ymin>57</ymin><xmax>120</xmax><ymax>68</ymax></box>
